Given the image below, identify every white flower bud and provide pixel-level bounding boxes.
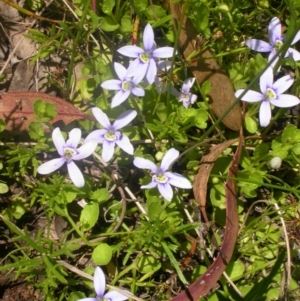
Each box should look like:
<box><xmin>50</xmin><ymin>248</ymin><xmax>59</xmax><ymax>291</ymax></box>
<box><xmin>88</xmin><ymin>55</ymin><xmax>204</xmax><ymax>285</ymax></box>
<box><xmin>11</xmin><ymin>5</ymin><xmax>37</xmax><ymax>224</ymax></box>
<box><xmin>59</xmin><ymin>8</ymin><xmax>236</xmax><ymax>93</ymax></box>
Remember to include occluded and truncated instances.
<box><xmin>269</xmin><ymin>157</ymin><xmax>282</xmax><ymax>170</ymax></box>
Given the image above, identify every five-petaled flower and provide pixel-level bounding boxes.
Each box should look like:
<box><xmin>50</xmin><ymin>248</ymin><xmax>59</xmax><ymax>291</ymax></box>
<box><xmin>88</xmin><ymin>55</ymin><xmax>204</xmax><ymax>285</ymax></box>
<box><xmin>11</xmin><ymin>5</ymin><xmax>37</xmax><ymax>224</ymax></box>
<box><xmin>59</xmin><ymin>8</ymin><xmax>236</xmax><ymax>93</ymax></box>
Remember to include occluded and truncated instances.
<box><xmin>235</xmin><ymin>67</ymin><xmax>300</xmax><ymax>127</ymax></box>
<box><xmin>37</xmin><ymin>128</ymin><xmax>97</xmax><ymax>188</ymax></box>
<box><xmin>85</xmin><ymin>107</ymin><xmax>137</xmax><ymax>162</ymax></box>
<box><xmin>117</xmin><ymin>23</ymin><xmax>174</xmax><ymax>85</ymax></box>
<box><xmin>77</xmin><ymin>266</ymin><xmax>128</xmax><ymax>301</ymax></box>
<box><xmin>173</xmin><ymin>78</ymin><xmax>198</xmax><ymax>108</ymax></box>
<box><xmin>133</xmin><ymin>148</ymin><xmax>192</xmax><ymax>201</ymax></box>
<box><xmin>245</xmin><ymin>17</ymin><xmax>300</xmax><ymax>66</ymax></box>
<box><xmin>101</xmin><ymin>62</ymin><xmax>145</xmax><ymax>108</ymax></box>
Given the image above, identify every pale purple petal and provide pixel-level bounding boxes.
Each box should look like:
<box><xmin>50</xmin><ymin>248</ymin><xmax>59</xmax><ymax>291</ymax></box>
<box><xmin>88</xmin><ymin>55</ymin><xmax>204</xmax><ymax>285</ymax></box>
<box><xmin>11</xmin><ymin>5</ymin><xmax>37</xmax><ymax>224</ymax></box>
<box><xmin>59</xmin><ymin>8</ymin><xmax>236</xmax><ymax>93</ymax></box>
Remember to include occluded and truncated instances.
<box><xmin>101</xmin><ymin>79</ymin><xmax>122</xmax><ymax>90</ymax></box>
<box><xmin>114</xmin><ymin>62</ymin><xmax>127</xmax><ymax>80</ymax></box>
<box><xmin>141</xmin><ymin>181</ymin><xmax>157</xmax><ymax>189</ymax></box>
<box><xmin>245</xmin><ymin>39</ymin><xmax>273</xmax><ymax>52</ymax></box>
<box><xmin>268</xmin><ymin>17</ymin><xmax>281</xmax><ymax>46</ymax></box>
<box><xmin>268</xmin><ymin>51</ymin><xmax>279</xmax><ymax>66</ymax></box>
<box><xmin>157</xmin><ymin>60</ymin><xmax>172</xmax><ymax>71</ymax></box>
<box><xmin>235</xmin><ymin>89</ymin><xmax>264</xmax><ymax>102</ymax></box>
<box><xmin>132</xmin><ymin>70</ymin><xmax>145</xmax><ymax>85</ymax></box>
<box><xmin>94</xmin><ymin>267</ymin><xmax>105</xmax><ymax>297</ymax></box>
<box><xmin>259</xmin><ymin>101</ymin><xmax>272</xmax><ymax>127</ymax></box>
<box><xmin>157</xmin><ymin>182</ymin><xmax>173</xmax><ymax>201</ymax></box>
<box><xmin>37</xmin><ymin>158</ymin><xmax>65</xmax><ymax>174</ymax></box>
<box><xmin>286</xmin><ymin>48</ymin><xmax>300</xmax><ymax>61</ymax></box>
<box><xmin>152</xmin><ymin>47</ymin><xmax>175</xmax><ymax>58</ymax></box>
<box><xmin>52</xmin><ymin>127</ymin><xmax>65</xmax><ymax>156</ymax></box>
<box><xmin>190</xmin><ymin>94</ymin><xmax>197</xmax><ymax>104</ymax></box>
<box><xmin>85</xmin><ymin>129</ymin><xmax>107</xmax><ymax>143</ymax></box>
<box><xmin>260</xmin><ymin>67</ymin><xmax>273</xmax><ymax>93</ymax></box>
<box><xmin>116</xmin><ymin>134</ymin><xmax>134</xmax><ymax>155</ymax></box>
<box><xmin>132</xmin><ymin>87</ymin><xmax>145</xmax><ymax>97</ymax></box>
<box><xmin>77</xmin><ymin>298</ymin><xmax>97</xmax><ymax>301</ymax></box>
<box><xmin>143</xmin><ymin>24</ymin><xmax>154</xmax><ymax>51</ymax></box>
<box><xmin>104</xmin><ymin>291</ymin><xmax>128</xmax><ymax>301</ymax></box>
<box><xmin>133</xmin><ymin>157</ymin><xmax>158</xmax><ymax>173</ymax></box>
<box><xmin>181</xmin><ymin>78</ymin><xmax>195</xmax><ymax>93</ymax></box>
<box><xmin>67</xmin><ymin>161</ymin><xmax>85</xmax><ymax>187</ymax></box>
<box><xmin>113</xmin><ymin>110</ymin><xmax>137</xmax><ymax>130</ymax></box>
<box><xmin>271</xmin><ymin>94</ymin><xmax>300</xmax><ymax>107</ymax></box>
<box><xmin>126</xmin><ymin>59</ymin><xmax>148</xmax><ymax>80</ymax></box>
<box><xmin>272</xmin><ymin>75</ymin><xmax>294</xmax><ymax>94</ymax></box>
<box><xmin>117</xmin><ymin>45</ymin><xmax>144</xmax><ymax>58</ymax></box>
<box><xmin>73</xmin><ymin>141</ymin><xmax>97</xmax><ymax>160</ymax></box>
<box><xmin>92</xmin><ymin>107</ymin><xmax>111</xmax><ymax>129</ymax></box>
<box><xmin>291</xmin><ymin>31</ymin><xmax>300</xmax><ymax>45</ymax></box>
<box><xmin>111</xmin><ymin>90</ymin><xmax>131</xmax><ymax>108</ymax></box>
<box><xmin>165</xmin><ymin>172</ymin><xmax>192</xmax><ymax>189</ymax></box>
<box><xmin>66</xmin><ymin>128</ymin><xmax>81</xmax><ymax>148</ymax></box>
<box><xmin>160</xmin><ymin>148</ymin><xmax>179</xmax><ymax>172</ymax></box>
<box><xmin>182</xmin><ymin>100</ymin><xmax>189</xmax><ymax>108</ymax></box>
<box><xmin>102</xmin><ymin>140</ymin><xmax>115</xmax><ymax>162</ymax></box>
<box><xmin>146</xmin><ymin>59</ymin><xmax>157</xmax><ymax>84</ymax></box>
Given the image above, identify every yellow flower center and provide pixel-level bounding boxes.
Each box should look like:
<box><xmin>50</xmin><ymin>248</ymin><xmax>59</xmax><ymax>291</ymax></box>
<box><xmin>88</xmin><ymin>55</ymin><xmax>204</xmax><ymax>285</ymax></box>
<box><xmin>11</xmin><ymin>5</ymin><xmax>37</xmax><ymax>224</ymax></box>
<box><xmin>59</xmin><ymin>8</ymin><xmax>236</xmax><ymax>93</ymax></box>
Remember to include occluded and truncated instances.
<box><xmin>264</xmin><ymin>88</ymin><xmax>276</xmax><ymax>100</ymax></box>
<box><xmin>155</xmin><ymin>173</ymin><xmax>168</xmax><ymax>184</ymax></box>
<box><xmin>274</xmin><ymin>39</ymin><xmax>283</xmax><ymax>51</ymax></box>
<box><xmin>121</xmin><ymin>80</ymin><xmax>133</xmax><ymax>91</ymax></box>
<box><xmin>139</xmin><ymin>52</ymin><xmax>150</xmax><ymax>63</ymax></box>
<box><xmin>63</xmin><ymin>147</ymin><xmax>76</xmax><ymax>160</ymax></box>
<box><xmin>105</xmin><ymin>130</ymin><xmax>116</xmax><ymax>141</ymax></box>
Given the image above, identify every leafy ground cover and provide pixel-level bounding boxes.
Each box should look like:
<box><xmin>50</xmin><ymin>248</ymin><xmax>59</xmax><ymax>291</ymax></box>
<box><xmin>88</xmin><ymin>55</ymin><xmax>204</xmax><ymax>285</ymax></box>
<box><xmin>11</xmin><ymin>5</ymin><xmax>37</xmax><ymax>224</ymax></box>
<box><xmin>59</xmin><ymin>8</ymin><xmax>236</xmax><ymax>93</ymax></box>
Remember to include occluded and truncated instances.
<box><xmin>0</xmin><ymin>0</ymin><xmax>300</xmax><ymax>300</ymax></box>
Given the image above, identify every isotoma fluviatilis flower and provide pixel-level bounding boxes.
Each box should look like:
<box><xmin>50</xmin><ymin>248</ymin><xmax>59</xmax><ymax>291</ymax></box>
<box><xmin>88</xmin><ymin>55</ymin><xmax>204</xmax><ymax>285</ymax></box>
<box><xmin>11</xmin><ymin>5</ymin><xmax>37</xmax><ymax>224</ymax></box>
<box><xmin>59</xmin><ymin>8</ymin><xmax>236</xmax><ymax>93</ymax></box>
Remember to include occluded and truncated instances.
<box><xmin>133</xmin><ymin>148</ymin><xmax>192</xmax><ymax>201</ymax></box>
<box><xmin>173</xmin><ymin>77</ymin><xmax>198</xmax><ymax>108</ymax></box>
<box><xmin>77</xmin><ymin>266</ymin><xmax>128</xmax><ymax>301</ymax></box>
<box><xmin>235</xmin><ymin>67</ymin><xmax>300</xmax><ymax>127</ymax></box>
<box><xmin>117</xmin><ymin>23</ymin><xmax>174</xmax><ymax>84</ymax></box>
<box><xmin>85</xmin><ymin>107</ymin><xmax>137</xmax><ymax>162</ymax></box>
<box><xmin>245</xmin><ymin>17</ymin><xmax>300</xmax><ymax>66</ymax></box>
<box><xmin>37</xmin><ymin>128</ymin><xmax>97</xmax><ymax>188</ymax></box>
<box><xmin>101</xmin><ymin>62</ymin><xmax>145</xmax><ymax>108</ymax></box>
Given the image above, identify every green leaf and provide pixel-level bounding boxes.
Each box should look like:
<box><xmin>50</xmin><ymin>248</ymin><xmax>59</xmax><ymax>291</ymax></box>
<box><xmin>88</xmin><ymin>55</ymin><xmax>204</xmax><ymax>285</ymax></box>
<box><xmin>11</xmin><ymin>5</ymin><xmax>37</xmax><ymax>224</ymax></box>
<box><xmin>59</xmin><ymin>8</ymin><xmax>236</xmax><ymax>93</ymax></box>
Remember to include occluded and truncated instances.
<box><xmin>0</xmin><ymin>119</ymin><xmax>5</xmax><ymax>132</ymax></box>
<box><xmin>80</xmin><ymin>202</ymin><xmax>99</xmax><ymax>231</ymax></box>
<box><xmin>144</xmin><ymin>5</ymin><xmax>166</xmax><ymax>19</ymax></box>
<box><xmin>33</xmin><ymin>99</ymin><xmax>57</xmax><ymax>119</ymax></box>
<box><xmin>245</xmin><ymin>114</ymin><xmax>258</xmax><ymax>134</ymax></box>
<box><xmin>137</xmin><ymin>255</ymin><xmax>161</xmax><ymax>274</ymax></box>
<box><xmin>0</xmin><ymin>183</ymin><xmax>8</xmax><ymax>194</ymax></box>
<box><xmin>90</xmin><ymin>188</ymin><xmax>110</xmax><ymax>203</ymax></box>
<box><xmin>100</xmin><ymin>16</ymin><xmax>119</xmax><ymax>32</ymax></box>
<box><xmin>92</xmin><ymin>243</ymin><xmax>112</xmax><ymax>265</ymax></box>
<box><xmin>28</xmin><ymin>122</ymin><xmax>44</xmax><ymax>139</ymax></box>
<box><xmin>102</xmin><ymin>0</ymin><xmax>115</xmax><ymax>14</ymax></box>
<box><xmin>225</xmin><ymin>260</ymin><xmax>245</xmax><ymax>281</ymax></box>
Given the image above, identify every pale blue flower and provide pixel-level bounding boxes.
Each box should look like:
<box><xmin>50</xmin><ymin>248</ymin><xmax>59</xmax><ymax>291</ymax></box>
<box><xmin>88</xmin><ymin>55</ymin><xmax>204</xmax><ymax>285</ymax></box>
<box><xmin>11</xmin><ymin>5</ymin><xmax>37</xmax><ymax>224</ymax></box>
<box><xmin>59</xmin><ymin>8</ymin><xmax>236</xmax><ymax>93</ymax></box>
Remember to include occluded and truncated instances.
<box><xmin>246</xmin><ymin>17</ymin><xmax>300</xmax><ymax>66</ymax></box>
<box><xmin>77</xmin><ymin>266</ymin><xmax>128</xmax><ymax>301</ymax></box>
<box><xmin>173</xmin><ymin>78</ymin><xmax>198</xmax><ymax>108</ymax></box>
<box><xmin>133</xmin><ymin>148</ymin><xmax>192</xmax><ymax>201</ymax></box>
<box><xmin>101</xmin><ymin>62</ymin><xmax>145</xmax><ymax>108</ymax></box>
<box><xmin>235</xmin><ymin>67</ymin><xmax>300</xmax><ymax>127</ymax></box>
<box><xmin>37</xmin><ymin>128</ymin><xmax>97</xmax><ymax>188</ymax></box>
<box><xmin>117</xmin><ymin>23</ymin><xmax>174</xmax><ymax>84</ymax></box>
<box><xmin>85</xmin><ymin>107</ymin><xmax>137</xmax><ymax>162</ymax></box>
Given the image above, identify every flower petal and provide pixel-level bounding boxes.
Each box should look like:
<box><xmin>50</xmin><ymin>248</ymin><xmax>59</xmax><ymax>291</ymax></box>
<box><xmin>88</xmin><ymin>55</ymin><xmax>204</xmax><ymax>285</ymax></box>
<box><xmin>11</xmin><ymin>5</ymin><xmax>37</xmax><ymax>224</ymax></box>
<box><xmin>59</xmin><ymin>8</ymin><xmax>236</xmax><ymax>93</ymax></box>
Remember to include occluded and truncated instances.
<box><xmin>92</xmin><ymin>107</ymin><xmax>111</xmax><ymax>129</ymax></box>
<box><xmin>113</xmin><ymin>110</ymin><xmax>137</xmax><ymax>130</ymax></box>
<box><xmin>157</xmin><ymin>60</ymin><xmax>172</xmax><ymax>71</ymax></box>
<box><xmin>102</xmin><ymin>140</ymin><xmax>115</xmax><ymax>162</ymax></box>
<box><xmin>273</xmin><ymin>75</ymin><xmax>294</xmax><ymax>94</ymax></box>
<box><xmin>152</xmin><ymin>47</ymin><xmax>175</xmax><ymax>58</ymax></box>
<box><xmin>268</xmin><ymin>17</ymin><xmax>281</xmax><ymax>46</ymax></box>
<box><xmin>73</xmin><ymin>140</ymin><xmax>97</xmax><ymax>160</ymax></box>
<box><xmin>181</xmin><ymin>78</ymin><xmax>195</xmax><ymax>93</ymax></box>
<box><xmin>104</xmin><ymin>291</ymin><xmax>128</xmax><ymax>301</ymax></box>
<box><xmin>160</xmin><ymin>148</ymin><xmax>179</xmax><ymax>172</ymax></box>
<box><xmin>165</xmin><ymin>172</ymin><xmax>192</xmax><ymax>189</ymax></box>
<box><xmin>245</xmin><ymin>39</ymin><xmax>273</xmax><ymax>52</ymax></box>
<box><xmin>157</xmin><ymin>182</ymin><xmax>173</xmax><ymax>201</ymax></box>
<box><xmin>260</xmin><ymin>67</ymin><xmax>273</xmax><ymax>93</ymax></box>
<box><xmin>271</xmin><ymin>94</ymin><xmax>300</xmax><ymax>107</ymax></box>
<box><xmin>133</xmin><ymin>157</ymin><xmax>158</xmax><ymax>173</ymax></box>
<box><xmin>76</xmin><ymin>298</ymin><xmax>97</xmax><ymax>301</ymax></box>
<box><xmin>132</xmin><ymin>87</ymin><xmax>145</xmax><ymax>97</ymax></box>
<box><xmin>67</xmin><ymin>161</ymin><xmax>85</xmax><ymax>187</ymax></box>
<box><xmin>116</xmin><ymin>134</ymin><xmax>134</xmax><ymax>155</ymax></box>
<box><xmin>127</xmin><ymin>59</ymin><xmax>148</xmax><ymax>81</ymax></box>
<box><xmin>235</xmin><ymin>89</ymin><xmax>264</xmax><ymax>102</ymax></box>
<box><xmin>111</xmin><ymin>90</ymin><xmax>131</xmax><ymax>108</ymax></box>
<box><xmin>259</xmin><ymin>101</ymin><xmax>272</xmax><ymax>127</ymax></box>
<box><xmin>101</xmin><ymin>79</ymin><xmax>122</xmax><ymax>90</ymax></box>
<box><xmin>146</xmin><ymin>59</ymin><xmax>157</xmax><ymax>84</ymax></box>
<box><xmin>52</xmin><ymin>127</ymin><xmax>65</xmax><ymax>156</ymax></box>
<box><xmin>114</xmin><ymin>62</ymin><xmax>127</xmax><ymax>80</ymax></box>
<box><xmin>66</xmin><ymin>128</ymin><xmax>81</xmax><ymax>148</ymax></box>
<box><xmin>37</xmin><ymin>158</ymin><xmax>65</xmax><ymax>174</ymax></box>
<box><xmin>94</xmin><ymin>267</ymin><xmax>106</xmax><ymax>297</ymax></box>
<box><xmin>190</xmin><ymin>94</ymin><xmax>197</xmax><ymax>104</ymax></box>
<box><xmin>143</xmin><ymin>23</ymin><xmax>155</xmax><ymax>51</ymax></box>
<box><xmin>286</xmin><ymin>48</ymin><xmax>300</xmax><ymax>61</ymax></box>
<box><xmin>141</xmin><ymin>181</ymin><xmax>157</xmax><ymax>189</ymax></box>
<box><xmin>117</xmin><ymin>45</ymin><xmax>144</xmax><ymax>58</ymax></box>
<box><xmin>291</xmin><ymin>31</ymin><xmax>300</xmax><ymax>45</ymax></box>
<box><xmin>85</xmin><ymin>129</ymin><xmax>107</xmax><ymax>143</ymax></box>
<box><xmin>267</xmin><ymin>51</ymin><xmax>279</xmax><ymax>67</ymax></box>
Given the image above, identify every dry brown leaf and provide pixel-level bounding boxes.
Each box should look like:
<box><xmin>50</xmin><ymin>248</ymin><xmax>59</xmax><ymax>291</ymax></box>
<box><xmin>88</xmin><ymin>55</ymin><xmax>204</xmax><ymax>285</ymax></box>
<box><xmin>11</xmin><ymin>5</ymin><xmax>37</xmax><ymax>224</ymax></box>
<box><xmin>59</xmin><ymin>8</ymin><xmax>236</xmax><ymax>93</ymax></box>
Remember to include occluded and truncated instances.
<box><xmin>0</xmin><ymin>92</ymin><xmax>95</xmax><ymax>132</ymax></box>
<box><xmin>169</xmin><ymin>2</ymin><xmax>241</xmax><ymax>131</ymax></box>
